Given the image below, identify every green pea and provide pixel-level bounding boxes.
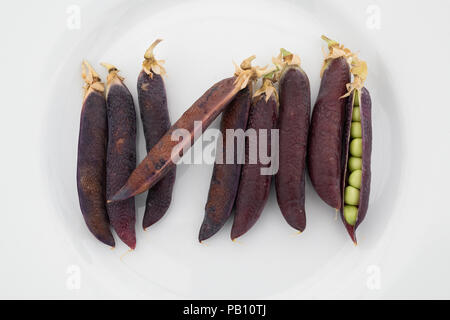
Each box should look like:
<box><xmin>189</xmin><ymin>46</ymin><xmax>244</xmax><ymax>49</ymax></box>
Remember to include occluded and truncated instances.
<box><xmin>353</xmin><ymin>92</ymin><xmax>360</xmax><ymax>106</ymax></box>
<box><xmin>343</xmin><ymin>205</ymin><xmax>358</xmax><ymax>226</ymax></box>
<box><xmin>349</xmin><ymin>138</ymin><xmax>362</xmax><ymax>157</ymax></box>
<box><xmin>350</xmin><ymin>122</ymin><xmax>362</xmax><ymax>138</ymax></box>
<box><xmin>352</xmin><ymin>107</ymin><xmax>361</xmax><ymax>121</ymax></box>
<box><xmin>344</xmin><ymin>186</ymin><xmax>360</xmax><ymax>206</ymax></box>
<box><xmin>348</xmin><ymin>169</ymin><xmax>362</xmax><ymax>189</ymax></box>
<box><xmin>348</xmin><ymin>157</ymin><xmax>362</xmax><ymax>171</ymax></box>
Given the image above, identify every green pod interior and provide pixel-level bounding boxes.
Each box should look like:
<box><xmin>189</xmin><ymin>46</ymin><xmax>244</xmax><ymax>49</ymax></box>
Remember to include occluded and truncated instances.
<box><xmin>343</xmin><ymin>91</ymin><xmax>363</xmax><ymax>226</ymax></box>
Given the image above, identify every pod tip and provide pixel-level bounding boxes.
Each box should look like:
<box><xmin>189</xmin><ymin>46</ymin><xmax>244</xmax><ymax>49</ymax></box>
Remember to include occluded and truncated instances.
<box><xmin>108</xmin><ymin>187</ymin><xmax>130</xmax><ymax>202</ymax></box>
<box><xmin>100</xmin><ymin>235</ymin><xmax>115</xmax><ymax>248</ymax></box>
<box><xmin>121</xmin><ymin>235</ymin><xmax>136</xmax><ymax>250</ymax></box>
<box><xmin>349</xmin><ymin>230</ymin><xmax>358</xmax><ymax>245</ymax></box>
<box><xmin>198</xmin><ymin>223</ymin><xmax>213</xmax><ymax>242</ymax></box>
<box><xmin>119</xmin><ymin>248</ymin><xmax>134</xmax><ymax>261</ymax></box>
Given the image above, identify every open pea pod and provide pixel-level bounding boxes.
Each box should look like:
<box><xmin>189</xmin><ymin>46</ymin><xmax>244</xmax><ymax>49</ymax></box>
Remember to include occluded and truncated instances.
<box><xmin>340</xmin><ymin>57</ymin><xmax>372</xmax><ymax>244</ymax></box>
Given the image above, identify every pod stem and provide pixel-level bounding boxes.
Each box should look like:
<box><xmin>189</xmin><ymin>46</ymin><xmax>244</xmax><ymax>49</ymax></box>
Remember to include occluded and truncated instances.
<box><xmin>280</xmin><ymin>48</ymin><xmax>292</xmax><ymax>57</ymax></box>
<box><xmin>240</xmin><ymin>55</ymin><xmax>256</xmax><ymax>70</ymax></box>
<box><xmin>271</xmin><ymin>48</ymin><xmax>301</xmax><ymax>82</ymax></box>
<box><xmin>320</xmin><ymin>35</ymin><xmax>368</xmax><ymax>98</ymax></box>
<box><xmin>253</xmin><ymin>77</ymin><xmax>278</xmax><ymax>103</ymax></box>
<box><xmin>81</xmin><ymin>60</ymin><xmax>104</xmax><ymax>96</ymax></box>
<box><xmin>341</xmin><ymin>56</ymin><xmax>368</xmax><ymax>98</ymax></box>
<box><xmin>321</xmin><ymin>35</ymin><xmax>339</xmax><ymax>48</ymax></box>
<box><xmin>100</xmin><ymin>62</ymin><xmax>124</xmax><ymax>88</ymax></box>
<box><xmin>320</xmin><ymin>34</ymin><xmax>355</xmax><ymax>77</ymax></box>
<box><xmin>142</xmin><ymin>39</ymin><xmax>166</xmax><ymax>78</ymax></box>
<box><xmin>233</xmin><ymin>55</ymin><xmax>274</xmax><ymax>91</ymax></box>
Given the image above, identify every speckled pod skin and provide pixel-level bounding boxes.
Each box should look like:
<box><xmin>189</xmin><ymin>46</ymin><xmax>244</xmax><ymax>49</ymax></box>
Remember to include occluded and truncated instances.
<box><xmin>77</xmin><ymin>90</ymin><xmax>115</xmax><ymax>247</ymax></box>
<box><xmin>110</xmin><ymin>77</ymin><xmax>241</xmax><ymax>201</ymax></box>
<box><xmin>231</xmin><ymin>94</ymin><xmax>277</xmax><ymax>240</ymax></box>
<box><xmin>276</xmin><ymin>66</ymin><xmax>310</xmax><ymax>232</ymax></box>
<box><xmin>307</xmin><ymin>57</ymin><xmax>350</xmax><ymax>209</ymax></box>
<box><xmin>105</xmin><ymin>81</ymin><xmax>137</xmax><ymax>249</ymax></box>
<box><xmin>199</xmin><ymin>87</ymin><xmax>251</xmax><ymax>242</ymax></box>
<box><xmin>137</xmin><ymin>71</ymin><xmax>176</xmax><ymax>229</ymax></box>
<box><xmin>340</xmin><ymin>88</ymin><xmax>372</xmax><ymax>243</ymax></box>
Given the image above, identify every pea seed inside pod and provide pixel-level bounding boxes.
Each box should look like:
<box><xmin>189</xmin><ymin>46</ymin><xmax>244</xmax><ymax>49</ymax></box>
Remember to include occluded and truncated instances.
<box><xmin>349</xmin><ymin>138</ymin><xmax>363</xmax><ymax>157</ymax></box>
<box><xmin>350</xmin><ymin>122</ymin><xmax>362</xmax><ymax>138</ymax></box>
<box><xmin>348</xmin><ymin>157</ymin><xmax>362</xmax><ymax>171</ymax></box>
<box><xmin>348</xmin><ymin>169</ymin><xmax>362</xmax><ymax>189</ymax></box>
<box><xmin>343</xmin><ymin>205</ymin><xmax>358</xmax><ymax>226</ymax></box>
<box><xmin>344</xmin><ymin>186</ymin><xmax>360</xmax><ymax>206</ymax></box>
<box><xmin>352</xmin><ymin>107</ymin><xmax>361</xmax><ymax>121</ymax></box>
<box><xmin>353</xmin><ymin>91</ymin><xmax>360</xmax><ymax>106</ymax></box>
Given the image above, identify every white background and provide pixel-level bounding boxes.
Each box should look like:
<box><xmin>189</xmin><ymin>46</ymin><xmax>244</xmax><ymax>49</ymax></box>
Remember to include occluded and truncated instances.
<box><xmin>1</xmin><ymin>0</ymin><xmax>450</xmax><ymax>299</ymax></box>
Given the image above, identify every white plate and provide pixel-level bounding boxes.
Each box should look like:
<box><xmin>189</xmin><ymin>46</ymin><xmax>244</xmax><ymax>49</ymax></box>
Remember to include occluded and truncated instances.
<box><xmin>4</xmin><ymin>0</ymin><xmax>450</xmax><ymax>299</ymax></box>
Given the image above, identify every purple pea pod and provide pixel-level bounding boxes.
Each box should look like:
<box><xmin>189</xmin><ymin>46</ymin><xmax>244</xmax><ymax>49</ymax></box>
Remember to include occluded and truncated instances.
<box><xmin>340</xmin><ymin>57</ymin><xmax>372</xmax><ymax>243</ymax></box>
<box><xmin>274</xmin><ymin>49</ymin><xmax>311</xmax><ymax>233</ymax></box>
<box><xmin>102</xmin><ymin>63</ymin><xmax>137</xmax><ymax>250</ymax></box>
<box><xmin>137</xmin><ymin>40</ymin><xmax>176</xmax><ymax>230</ymax></box>
<box><xmin>77</xmin><ymin>61</ymin><xmax>115</xmax><ymax>247</ymax></box>
<box><xmin>199</xmin><ymin>87</ymin><xmax>252</xmax><ymax>242</ymax></box>
<box><xmin>307</xmin><ymin>36</ymin><xmax>351</xmax><ymax>210</ymax></box>
<box><xmin>231</xmin><ymin>78</ymin><xmax>278</xmax><ymax>240</ymax></box>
